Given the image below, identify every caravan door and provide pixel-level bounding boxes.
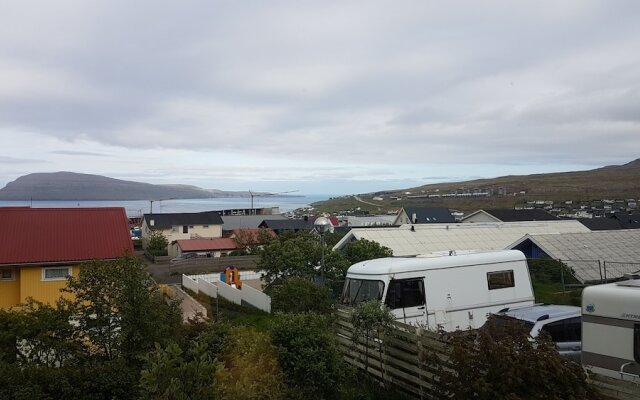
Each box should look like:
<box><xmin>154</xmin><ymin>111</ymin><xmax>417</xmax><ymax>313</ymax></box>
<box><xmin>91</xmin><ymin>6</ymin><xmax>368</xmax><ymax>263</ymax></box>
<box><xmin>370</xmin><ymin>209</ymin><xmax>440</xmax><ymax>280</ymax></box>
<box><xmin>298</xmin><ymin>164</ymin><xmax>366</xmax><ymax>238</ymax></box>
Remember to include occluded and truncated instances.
<box><xmin>384</xmin><ymin>278</ymin><xmax>427</xmax><ymax>326</ymax></box>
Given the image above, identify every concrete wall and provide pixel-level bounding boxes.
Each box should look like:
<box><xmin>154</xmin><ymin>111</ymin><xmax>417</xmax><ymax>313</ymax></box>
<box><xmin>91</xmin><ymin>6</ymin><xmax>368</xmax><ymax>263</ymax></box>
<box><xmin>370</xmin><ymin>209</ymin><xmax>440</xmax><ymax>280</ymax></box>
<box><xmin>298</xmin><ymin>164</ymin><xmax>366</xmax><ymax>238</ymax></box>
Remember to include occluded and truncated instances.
<box><xmin>197</xmin><ymin>278</ymin><xmax>218</xmax><ymax>298</ymax></box>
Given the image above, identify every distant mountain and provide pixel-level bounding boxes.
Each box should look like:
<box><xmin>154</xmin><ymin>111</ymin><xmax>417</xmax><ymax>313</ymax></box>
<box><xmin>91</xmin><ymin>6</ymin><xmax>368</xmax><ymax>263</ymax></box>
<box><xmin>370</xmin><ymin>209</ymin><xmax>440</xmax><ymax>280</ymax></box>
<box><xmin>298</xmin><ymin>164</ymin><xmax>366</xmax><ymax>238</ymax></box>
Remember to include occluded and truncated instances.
<box><xmin>0</xmin><ymin>172</ymin><xmax>255</xmax><ymax>201</ymax></box>
<box><xmin>313</xmin><ymin>158</ymin><xmax>640</xmax><ymax>213</ymax></box>
<box><xmin>391</xmin><ymin>158</ymin><xmax>640</xmax><ymax>199</ymax></box>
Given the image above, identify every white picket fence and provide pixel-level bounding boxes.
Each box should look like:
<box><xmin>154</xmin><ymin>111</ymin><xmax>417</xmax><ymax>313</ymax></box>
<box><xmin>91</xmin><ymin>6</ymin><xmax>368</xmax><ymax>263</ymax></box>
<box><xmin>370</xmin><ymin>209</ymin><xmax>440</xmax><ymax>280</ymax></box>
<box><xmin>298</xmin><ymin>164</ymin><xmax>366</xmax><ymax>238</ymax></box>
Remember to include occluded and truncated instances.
<box><xmin>183</xmin><ymin>271</ymin><xmax>271</xmax><ymax>313</ymax></box>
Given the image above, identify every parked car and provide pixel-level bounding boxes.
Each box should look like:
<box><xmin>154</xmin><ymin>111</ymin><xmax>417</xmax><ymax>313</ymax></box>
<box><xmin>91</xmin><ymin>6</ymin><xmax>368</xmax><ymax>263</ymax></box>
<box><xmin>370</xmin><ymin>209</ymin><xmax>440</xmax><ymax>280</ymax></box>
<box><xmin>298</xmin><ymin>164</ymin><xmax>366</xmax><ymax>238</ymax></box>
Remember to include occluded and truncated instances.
<box><xmin>482</xmin><ymin>304</ymin><xmax>582</xmax><ymax>359</ymax></box>
<box><xmin>170</xmin><ymin>252</ymin><xmax>198</xmax><ymax>264</ymax></box>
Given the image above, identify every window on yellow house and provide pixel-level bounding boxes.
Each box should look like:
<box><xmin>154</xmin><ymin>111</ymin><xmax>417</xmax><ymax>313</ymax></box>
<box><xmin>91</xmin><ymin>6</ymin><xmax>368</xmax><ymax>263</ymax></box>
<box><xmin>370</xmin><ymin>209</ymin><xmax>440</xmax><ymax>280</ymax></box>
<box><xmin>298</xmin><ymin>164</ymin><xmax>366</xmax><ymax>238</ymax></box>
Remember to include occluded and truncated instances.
<box><xmin>42</xmin><ymin>266</ymin><xmax>72</xmax><ymax>281</ymax></box>
<box><xmin>0</xmin><ymin>268</ymin><xmax>14</xmax><ymax>280</ymax></box>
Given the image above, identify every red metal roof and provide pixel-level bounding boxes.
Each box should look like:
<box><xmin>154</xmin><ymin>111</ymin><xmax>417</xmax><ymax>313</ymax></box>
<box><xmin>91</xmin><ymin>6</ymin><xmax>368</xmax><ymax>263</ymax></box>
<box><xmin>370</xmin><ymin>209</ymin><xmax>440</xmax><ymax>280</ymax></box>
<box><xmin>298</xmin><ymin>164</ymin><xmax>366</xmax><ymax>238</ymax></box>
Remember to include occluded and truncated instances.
<box><xmin>177</xmin><ymin>238</ymin><xmax>238</xmax><ymax>252</ymax></box>
<box><xmin>0</xmin><ymin>207</ymin><xmax>134</xmax><ymax>265</ymax></box>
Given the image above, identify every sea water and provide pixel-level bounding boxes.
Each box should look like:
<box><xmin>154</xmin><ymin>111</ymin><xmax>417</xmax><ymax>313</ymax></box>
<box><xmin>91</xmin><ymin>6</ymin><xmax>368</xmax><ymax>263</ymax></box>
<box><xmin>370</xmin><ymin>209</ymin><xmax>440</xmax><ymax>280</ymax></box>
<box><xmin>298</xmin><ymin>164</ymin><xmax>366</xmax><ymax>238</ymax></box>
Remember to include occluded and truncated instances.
<box><xmin>0</xmin><ymin>195</ymin><xmax>331</xmax><ymax>217</ymax></box>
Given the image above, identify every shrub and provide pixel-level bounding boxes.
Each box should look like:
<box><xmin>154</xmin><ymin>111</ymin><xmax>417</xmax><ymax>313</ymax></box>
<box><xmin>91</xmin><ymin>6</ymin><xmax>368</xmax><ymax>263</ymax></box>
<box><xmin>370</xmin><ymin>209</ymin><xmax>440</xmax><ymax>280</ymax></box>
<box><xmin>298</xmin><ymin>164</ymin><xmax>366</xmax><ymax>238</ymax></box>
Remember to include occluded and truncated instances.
<box><xmin>215</xmin><ymin>327</ymin><xmax>288</xmax><ymax>399</ymax></box>
<box><xmin>270</xmin><ymin>277</ymin><xmax>333</xmax><ymax>314</ymax></box>
<box><xmin>270</xmin><ymin>313</ymin><xmax>344</xmax><ymax>400</ymax></box>
<box><xmin>437</xmin><ymin>327</ymin><xmax>601</xmax><ymax>400</ymax></box>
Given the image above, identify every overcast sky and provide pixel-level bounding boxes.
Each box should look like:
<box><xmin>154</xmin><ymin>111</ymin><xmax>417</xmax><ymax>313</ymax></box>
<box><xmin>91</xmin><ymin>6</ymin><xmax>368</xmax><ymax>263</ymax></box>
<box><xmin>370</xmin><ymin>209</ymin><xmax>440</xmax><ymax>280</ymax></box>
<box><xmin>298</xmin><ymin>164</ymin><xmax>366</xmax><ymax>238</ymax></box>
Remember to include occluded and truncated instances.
<box><xmin>1</xmin><ymin>1</ymin><xmax>639</xmax><ymax>195</ymax></box>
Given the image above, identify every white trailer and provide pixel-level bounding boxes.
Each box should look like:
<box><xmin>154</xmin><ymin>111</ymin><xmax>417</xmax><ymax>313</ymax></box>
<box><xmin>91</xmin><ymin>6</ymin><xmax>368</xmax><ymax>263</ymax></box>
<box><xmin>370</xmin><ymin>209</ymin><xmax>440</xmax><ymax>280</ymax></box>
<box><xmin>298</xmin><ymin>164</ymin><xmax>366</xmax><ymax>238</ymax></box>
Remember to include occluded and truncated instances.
<box><xmin>341</xmin><ymin>250</ymin><xmax>534</xmax><ymax>332</ymax></box>
<box><xmin>582</xmin><ymin>276</ymin><xmax>640</xmax><ymax>381</ymax></box>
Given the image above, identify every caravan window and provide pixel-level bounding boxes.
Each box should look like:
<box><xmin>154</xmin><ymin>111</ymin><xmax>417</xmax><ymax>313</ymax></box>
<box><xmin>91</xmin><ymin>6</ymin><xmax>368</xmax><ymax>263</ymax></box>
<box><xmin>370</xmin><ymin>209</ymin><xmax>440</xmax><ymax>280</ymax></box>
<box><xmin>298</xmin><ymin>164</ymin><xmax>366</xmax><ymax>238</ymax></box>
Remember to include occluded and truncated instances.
<box><xmin>487</xmin><ymin>270</ymin><xmax>515</xmax><ymax>290</ymax></box>
<box><xmin>341</xmin><ymin>278</ymin><xmax>385</xmax><ymax>306</ymax></box>
<box><xmin>385</xmin><ymin>279</ymin><xmax>425</xmax><ymax>309</ymax></box>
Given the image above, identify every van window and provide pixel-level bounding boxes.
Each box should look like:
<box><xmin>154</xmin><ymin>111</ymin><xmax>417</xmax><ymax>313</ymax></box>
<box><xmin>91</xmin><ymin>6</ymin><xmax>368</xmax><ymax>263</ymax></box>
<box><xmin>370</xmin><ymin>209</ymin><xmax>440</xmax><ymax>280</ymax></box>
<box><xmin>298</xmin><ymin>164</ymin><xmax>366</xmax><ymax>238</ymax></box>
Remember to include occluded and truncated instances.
<box><xmin>541</xmin><ymin>317</ymin><xmax>581</xmax><ymax>343</ymax></box>
<box><xmin>487</xmin><ymin>270</ymin><xmax>515</xmax><ymax>290</ymax></box>
<box><xmin>385</xmin><ymin>279</ymin><xmax>425</xmax><ymax>309</ymax></box>
<box><xmin>341</xmin><ymin>278</ymin><xmax>385</xmax><ymax>306</ymax></box>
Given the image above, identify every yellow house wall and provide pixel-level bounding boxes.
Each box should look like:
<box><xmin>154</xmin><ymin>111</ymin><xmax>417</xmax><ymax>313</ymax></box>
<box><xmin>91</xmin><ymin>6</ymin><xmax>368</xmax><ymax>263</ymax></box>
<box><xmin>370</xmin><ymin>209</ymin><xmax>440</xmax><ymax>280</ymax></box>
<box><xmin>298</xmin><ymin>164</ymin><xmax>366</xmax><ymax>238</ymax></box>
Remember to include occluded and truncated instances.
<box><xmin>0</xmin><ymin>269</ymin><xmax>21</xmax><ymax>309</ymax></box>
<box><xmin>19</xmin><ymin>265</ymin><xmax>80</xmax><ymax>305</ymax></box>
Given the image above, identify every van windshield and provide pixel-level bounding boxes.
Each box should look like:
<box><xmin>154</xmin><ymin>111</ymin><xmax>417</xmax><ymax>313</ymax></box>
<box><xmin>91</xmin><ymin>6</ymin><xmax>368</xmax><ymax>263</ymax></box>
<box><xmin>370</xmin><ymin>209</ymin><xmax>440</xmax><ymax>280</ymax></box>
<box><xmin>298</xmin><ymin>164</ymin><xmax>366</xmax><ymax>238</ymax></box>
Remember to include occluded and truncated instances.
<box><xmin>341</xmin><ymin>278</ymin><xmax>385</xmax><ymax>306</ymax></box>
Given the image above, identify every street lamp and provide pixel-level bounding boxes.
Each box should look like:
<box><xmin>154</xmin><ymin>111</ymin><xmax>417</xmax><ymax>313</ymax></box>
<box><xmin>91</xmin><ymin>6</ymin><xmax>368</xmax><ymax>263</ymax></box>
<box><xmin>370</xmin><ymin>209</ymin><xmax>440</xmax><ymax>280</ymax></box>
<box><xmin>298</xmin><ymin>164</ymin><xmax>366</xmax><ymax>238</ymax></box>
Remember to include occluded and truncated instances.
<box><xmin>314</xmin><ymin>216</ymin><xmax>332</xmax><ymax>280</ymax></box>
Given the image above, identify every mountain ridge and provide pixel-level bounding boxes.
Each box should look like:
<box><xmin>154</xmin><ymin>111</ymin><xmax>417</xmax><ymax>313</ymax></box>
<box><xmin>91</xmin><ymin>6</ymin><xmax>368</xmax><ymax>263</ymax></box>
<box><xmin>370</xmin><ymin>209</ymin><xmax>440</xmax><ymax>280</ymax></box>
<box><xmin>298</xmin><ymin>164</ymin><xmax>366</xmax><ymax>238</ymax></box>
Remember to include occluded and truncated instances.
<box><xmin>0</xmin><ymin>172</ymin><xmax>256</xmax><ymax>201</ymax></box>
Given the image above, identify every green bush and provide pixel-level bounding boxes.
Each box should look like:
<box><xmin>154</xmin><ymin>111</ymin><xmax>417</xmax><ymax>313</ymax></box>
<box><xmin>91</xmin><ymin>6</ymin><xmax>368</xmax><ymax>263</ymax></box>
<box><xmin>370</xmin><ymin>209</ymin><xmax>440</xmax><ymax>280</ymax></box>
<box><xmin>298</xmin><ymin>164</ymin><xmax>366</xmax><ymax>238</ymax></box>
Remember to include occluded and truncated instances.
<box><xmin>270</xmin><ymin>277</ymin><xmax>334</xmax><ymax>314</ymax></box>
<box><xmin>437</xmin><ymin>327</ymin><xmax>600</xmax><ymax>400</ymax></box>
<box><xmin>270</xmin><ymin>313</ymin><xmax>344</xmax><ymax>400</ymax></box>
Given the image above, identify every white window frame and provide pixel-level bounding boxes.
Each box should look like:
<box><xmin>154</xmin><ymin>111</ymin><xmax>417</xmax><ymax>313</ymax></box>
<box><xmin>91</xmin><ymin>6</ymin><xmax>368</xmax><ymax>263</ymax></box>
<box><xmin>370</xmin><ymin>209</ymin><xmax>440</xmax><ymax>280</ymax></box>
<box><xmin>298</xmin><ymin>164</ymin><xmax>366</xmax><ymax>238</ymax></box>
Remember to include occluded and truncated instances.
<box><xmin>42</xmin><ymin>266</ymin><xmax>73</xmax><ymax>281</ymax></box>
<box><xmin>0</xmin><ymin>267</ymin><xmax>15</xmax><ymax>281</ymax></box>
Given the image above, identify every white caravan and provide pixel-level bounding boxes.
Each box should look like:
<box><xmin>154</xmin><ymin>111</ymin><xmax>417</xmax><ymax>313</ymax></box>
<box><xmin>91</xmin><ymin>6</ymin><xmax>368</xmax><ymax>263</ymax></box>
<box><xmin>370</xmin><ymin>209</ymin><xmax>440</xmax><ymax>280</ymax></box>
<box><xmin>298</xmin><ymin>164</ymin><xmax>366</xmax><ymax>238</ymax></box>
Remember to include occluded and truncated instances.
<box><xmin>341</xmin><ymin>250</ymin><xmax>534</xmax><ymax>332</ymax></box>
<box><xmin>582</xmin><ymin>276</ymin><xmax>640</xmax><ymax>381</ymax></box>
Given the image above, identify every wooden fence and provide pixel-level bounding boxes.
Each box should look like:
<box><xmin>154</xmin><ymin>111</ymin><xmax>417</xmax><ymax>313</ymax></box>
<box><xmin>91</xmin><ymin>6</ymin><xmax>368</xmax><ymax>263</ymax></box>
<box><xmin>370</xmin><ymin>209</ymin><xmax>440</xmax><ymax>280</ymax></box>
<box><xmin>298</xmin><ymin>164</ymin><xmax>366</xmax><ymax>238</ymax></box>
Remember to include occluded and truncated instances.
<box><xmin>168</xmin><ymin>255</ymin><xmax>260</xmax><ymax>275</ymax></box>
<box><xmin>335</xmin><ymin>306</ymin><xmax>450</xmax><ymax>399</ymax></box>
<box><xmin>335</xmin><ymin>306</ymin><xmax>640</xmax><ymax>400</ymax></box>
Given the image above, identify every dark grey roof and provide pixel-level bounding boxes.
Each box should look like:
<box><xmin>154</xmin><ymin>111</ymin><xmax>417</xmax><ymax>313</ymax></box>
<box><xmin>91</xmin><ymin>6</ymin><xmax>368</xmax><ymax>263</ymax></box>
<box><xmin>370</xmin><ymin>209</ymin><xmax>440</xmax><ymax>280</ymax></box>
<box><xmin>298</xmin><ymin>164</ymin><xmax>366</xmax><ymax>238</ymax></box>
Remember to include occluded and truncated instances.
<box><xmin>402</xmin><ymin>207</ymin><xmax>455</xmax><ymax>224</ymax></box>
<box><xmin>259</xmin><ymin>219</ymin><xmax>314</xmax><ymax>230</ymax></box>
<box><xmin>221</xmin><ymin>214</ymin><xmax>286</xmax><ymax>230</ymax></box>
<box><xmin>143</xmin><ymin>211</ymin><xmax>223</xmax><ymax>229</ymax></box>
<box><xmin>577</xmin><ymin>213</ymin><xmax>640</xmax><ymax>231</ymax></box>
<box><xmin>485</xmin><ymin>209</ymin><xmax>559</xmax><ymax>222</ymax></box>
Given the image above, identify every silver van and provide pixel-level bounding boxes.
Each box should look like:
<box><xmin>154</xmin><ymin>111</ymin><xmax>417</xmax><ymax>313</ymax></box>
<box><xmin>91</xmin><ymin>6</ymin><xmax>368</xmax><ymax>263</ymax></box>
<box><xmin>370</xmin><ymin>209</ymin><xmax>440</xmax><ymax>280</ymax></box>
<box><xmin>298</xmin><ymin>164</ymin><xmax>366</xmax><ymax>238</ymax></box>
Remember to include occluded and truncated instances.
<box><xmin>483</xmin><ymin>304</ymin><xmax>582</xmax><ymax>359</ymax></box>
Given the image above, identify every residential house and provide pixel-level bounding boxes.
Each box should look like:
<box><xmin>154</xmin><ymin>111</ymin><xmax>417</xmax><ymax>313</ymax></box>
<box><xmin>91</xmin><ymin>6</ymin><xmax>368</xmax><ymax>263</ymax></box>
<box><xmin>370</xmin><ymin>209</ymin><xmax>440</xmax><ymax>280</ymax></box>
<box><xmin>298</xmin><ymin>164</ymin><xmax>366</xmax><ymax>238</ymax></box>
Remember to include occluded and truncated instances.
<box><xmin>141</xmin><ymin>211</ymin><xmax>223</xmax><ymax>257</ymax></box>
<box><xmin>393</xmin><ymin>207</ymin><xmax>455</xmax><ymax>225</ymax></box>
<box><xmin>0</xmin><ymin>207</ymin><xmax>133</xmax><ymax>309</ymax></box>
<box><xmin>461</xmin><ymin>209</ymin><xmax>559</xmax><ymax>223</ymax></box>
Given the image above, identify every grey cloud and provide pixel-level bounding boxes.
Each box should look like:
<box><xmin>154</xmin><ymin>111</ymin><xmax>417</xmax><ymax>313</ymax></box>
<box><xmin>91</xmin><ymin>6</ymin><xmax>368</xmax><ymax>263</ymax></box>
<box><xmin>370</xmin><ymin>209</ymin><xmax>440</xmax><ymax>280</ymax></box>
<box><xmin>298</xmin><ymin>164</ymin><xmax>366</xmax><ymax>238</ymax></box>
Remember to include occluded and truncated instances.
<box><xmin>50</xmin><ymin>150</ymin><xmax>107</xmax><ymax>157</ymax></box>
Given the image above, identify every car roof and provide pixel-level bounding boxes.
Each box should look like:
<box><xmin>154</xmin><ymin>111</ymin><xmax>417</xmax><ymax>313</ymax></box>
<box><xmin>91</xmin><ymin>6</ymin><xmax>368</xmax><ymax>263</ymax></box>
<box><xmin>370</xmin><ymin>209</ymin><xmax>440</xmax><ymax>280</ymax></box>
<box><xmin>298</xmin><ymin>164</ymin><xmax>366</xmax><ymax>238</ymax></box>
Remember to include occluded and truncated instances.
<box><xmin>497</xmin><ymin>304</ymin><xmax>580</xmax><ymax>323</ymax></box>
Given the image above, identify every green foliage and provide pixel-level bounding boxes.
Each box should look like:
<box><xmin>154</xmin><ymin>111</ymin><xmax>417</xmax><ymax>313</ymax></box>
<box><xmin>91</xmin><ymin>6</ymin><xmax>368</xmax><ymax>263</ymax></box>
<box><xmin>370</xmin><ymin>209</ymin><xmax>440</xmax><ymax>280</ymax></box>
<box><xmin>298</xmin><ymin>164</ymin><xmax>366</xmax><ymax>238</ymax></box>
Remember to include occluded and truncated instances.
<box><xmin>139</xmin><ymin>341</ymin><xmax>217</xmax><ymax>400</ymax></box>
<box><xmin>147</xmin><ymin>230</ymin><xmax>169</xmax><ymax>256</ymax></box>
<box><xmin>439</xmin><ymin>328</ymin><xmax>600</xmax><ymax>400</ymax></box>
<box><xmin>343</xmin><ymin>239</ymin><xmax>393</xmax><ymax>265</ymax></box>
<box><xmin>12</xmin><ymin>299</ymin><xmax>81</xmax><ymax>367</ymax></box>
<box><xmin>350</xmin><ymin>300</ymin><xmax>395</xmax><ymax>375</ymax></box>
<box><xmin>63</xmin><ymin>255</ymin><xmax>182</xmax><ymax>362</ymax></box>
<box><xmin>270</xmin><ymin>277</ymin><xmax>334</xmax><ymax>314</ymax></box>
<box><xmin>215</xmin><ymin>327</ymin><xmax>288</xmax><ymax>399</ymax></box>
<box><xmin>258</xmin><ymin>231</ymin><xmax>321</xmax><ymax>285</ymax></box>
<box><xmin>270</xmin><ymin>313</ymin><xmax>344</xmax><ymax>400</ymax></box>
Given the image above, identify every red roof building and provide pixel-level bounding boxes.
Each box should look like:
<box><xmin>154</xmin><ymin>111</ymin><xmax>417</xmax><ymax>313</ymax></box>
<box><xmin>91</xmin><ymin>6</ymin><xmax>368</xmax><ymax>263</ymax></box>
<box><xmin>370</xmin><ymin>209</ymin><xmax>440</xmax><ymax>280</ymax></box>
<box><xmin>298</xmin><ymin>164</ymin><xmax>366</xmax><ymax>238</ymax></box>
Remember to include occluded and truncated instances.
<box><xmin>0</xmin><ymin>207</ymin><xmax>134</xmax><ymax>309</ymax></box>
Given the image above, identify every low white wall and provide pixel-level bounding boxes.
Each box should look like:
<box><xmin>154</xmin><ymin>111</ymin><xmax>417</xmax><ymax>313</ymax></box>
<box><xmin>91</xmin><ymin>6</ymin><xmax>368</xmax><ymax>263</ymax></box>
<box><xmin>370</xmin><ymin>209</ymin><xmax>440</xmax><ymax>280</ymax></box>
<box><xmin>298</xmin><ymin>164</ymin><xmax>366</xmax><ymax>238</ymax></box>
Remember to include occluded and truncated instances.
<box><xmin>214</xmin><ymin>281</ymin><xmax>242</xmax><ymax>305</ymax></box>
<box><xmin>189</xmin><ymin>270</ymin><xmax>265</xmax><ymax>283</ymax></box>
<box><xmin>241</xmin><ymin>284</ymin><xmax>271</xmax><ymax>313</ymax></box>
<box><xmin>182</xmin><ymin>274</ymin><xmax>199</xmax><ymax>293</ymax></box>
<box><xmin>197</xmin><ymin>278</ymin><xmax>218</xmax><ymax>298</ymax></box>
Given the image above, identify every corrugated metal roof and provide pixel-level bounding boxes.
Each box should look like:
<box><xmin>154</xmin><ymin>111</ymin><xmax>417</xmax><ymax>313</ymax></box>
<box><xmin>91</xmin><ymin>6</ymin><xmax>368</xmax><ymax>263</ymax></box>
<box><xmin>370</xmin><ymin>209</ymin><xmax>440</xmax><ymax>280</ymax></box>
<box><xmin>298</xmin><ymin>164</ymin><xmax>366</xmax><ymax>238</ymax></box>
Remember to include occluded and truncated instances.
<box><xmin>177</xmin><ymin>238</ymin><xmax>238</xmax><ymax>251</ymax></box>
<box><xmin>334</xmin><ymin>220</ymin><xmax>590</xmax><ymax>257</ymax></box>
<box><xmin>509</xmin><ymin>230</ymin><xmax>640</xmax><ymax>283</ymax></box>
<box><xmin>0</xmin><ymin>207</ymin><xmax>134</xmax><ymax>265</ymax></box>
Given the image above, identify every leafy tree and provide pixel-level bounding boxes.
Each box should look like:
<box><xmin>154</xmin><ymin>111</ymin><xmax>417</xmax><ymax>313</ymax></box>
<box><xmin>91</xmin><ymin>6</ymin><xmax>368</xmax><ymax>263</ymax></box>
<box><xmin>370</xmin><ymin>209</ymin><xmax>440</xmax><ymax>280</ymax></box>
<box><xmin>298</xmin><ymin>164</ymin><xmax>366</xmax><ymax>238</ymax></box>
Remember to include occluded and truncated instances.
<box><xmin>437</xmin><ymin>327</ymin><xmax>600</xmax><ymax>400</ymax></box>
<box><xmin>343</xmin><ymin>239</ymin><xmax>393</xmax><ymax>265</ymax></box>
<box><xmin>63</xmin><ymin>255</ymin><xmax>182</xmax><ymax>363</ymax></box>
<box><xmin>270</xmin><ymin>277</ymin><xmax>333</xmax><ymax>314</ymax></box>
<box><xmin>232</xmin><ymin>228</ymin><xmax>275</xmax><ymax>256</ymax></box>
<box><xmin>258</xmin><ymin>232</ymin><xmax>320</xmax><ymax>285</ymax></box>
<box><xmin>147</xmin><ymin>230</ymin><xmax>169</xmax><ymax>256</ymax></box>
<box><xmin>12</xmin><ymin>299</ymin><xmax>81</xmax><ymax>367</ymax></box>
<box><xmin>271</xmin><ymin>313</ymin><xmax>344</xmax><ymax>400</ymax></box>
